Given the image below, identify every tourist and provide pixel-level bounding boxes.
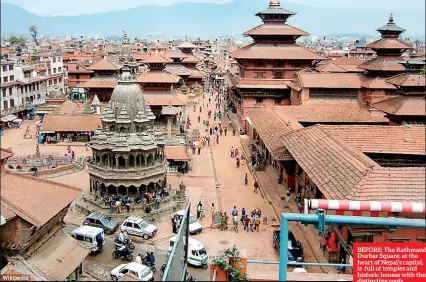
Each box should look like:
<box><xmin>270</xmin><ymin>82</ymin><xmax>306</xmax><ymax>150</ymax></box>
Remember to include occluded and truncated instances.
<box><xmin>197</xmin><ymin>146</ymin><xmax>201</xmax><ymax>155</ymax></box>
<box><xmin>256</xmin><ymin>208</ymin><xmax>262</xmax><ymax>219</ymax></box>
<box><xmin>236</xmin><ymin>156</ymin><xmax>240</xmax><ymax>168</ymax></box>
<box><xmin>115</xmin><ymin>199</ymin><xmax>122</xmax><ymax>214</ymax></box>
<box><xmin>231</xmin><ymin>146</ymin><xmax>235</xmax><ymax>158</ymax></box>
<box><xmin>295</xmin><ymin>192</ymin><xmax>301</xmax><ymax>204</ymax></box>
<box><xmin>244</xmin><ymin>173</ymin><xmax>248</xmax><ymax>185</ymax></box>
<box><xmin>232</xmin><ymin>206</ymin><xmax>238</xmax><ymax>217</ymax></box>
<box><xmin>210</xmin><ymin>203</ymin><xmax>215</xmax><ymax>226</ymax></box>
<box><xmin>220</xmin><ymin>212</ymin><xmax>228</xmax><ymax>231</ymax></box>
<box><xmin>155</xmin><ymin>193</ymin><xmax>161</xmax><ymax>209</ymax></box>
<box><xmin>241</xmin><ymin>154</ymin><xmax>246</xmax><ymax>165</ymax></box>
<box><xmin>244</xmin><ymin>215</ymin><xmax>250</xmax><ymax>232</ymax></box>
<box><xmin>126</xmin><ymin>199</ymin><xmax>130</xmax><ymax>213</ymax></box>
<box><xmin>219</xmin><ymin>128</ymin><xmax>223</xmax><ymax>136</ymax></box>
<box><xmin>235</xmin><ymin>148</ymin><xmax>239</xmax><ymax>158</ymax></box>
<box><xmin>224</xmin><ymin>128</ymin><xmax>227</xmax><ymax>136</ymax></box>
<box><xmin>109</xmin><ymin>200</ymin><xmax>114</xmax><ymax>215</ymax></box>
<box><xmin>254</xmin><ymin>216</ymin><xmax>261</xmax><ymax>232</ymax></box>
<box><xmin>198</xmin><ymin>116</ymin><xmax>200</xmax><ymax>123</ymax></box>
<box><xmin>249</xmin><ymin>214</ymin><xmax>255</xmax><ymax>232</ymax></box>
<box><xmin>136</xmin><ymin>254</ymin><xmax>143</xmax><ymax>265</ymax></box>
<box><xmin>241</xmin><ymin>208</ymin><xmax>246</xmax><ymax>223</ymax></box>
<box><xmin>196</xmin><ymin>201</ymin><xmax>203</xmax><ymax>219</ymax></box>
<box><xmin>32</xmin><ymin>166</ymin><xmax>38</xmax><ymax>177</ymax></box>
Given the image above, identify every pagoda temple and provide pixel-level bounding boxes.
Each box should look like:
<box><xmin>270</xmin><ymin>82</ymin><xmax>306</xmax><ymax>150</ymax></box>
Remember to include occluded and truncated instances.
<box><xmin>227</xmin><ymin>0</ymin><xmax>324</xmax><ymax>127</ymax></box>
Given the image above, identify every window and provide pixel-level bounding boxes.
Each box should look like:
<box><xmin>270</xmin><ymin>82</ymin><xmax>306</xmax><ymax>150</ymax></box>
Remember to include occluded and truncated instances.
<box><xmin>76</xmin><ymin>74</ymin><xmax>80</xmax><ymax>79</ymax></box>
<box><xmin>8</xmin><ymin>88</ymin><xmax>12</xmax><ymax>96</ymax></box>
<box><xmin>274</xmin><ymin>72</ymin><xmax>283</xmax><ymax>79</ymax></box>
<box><xmin>119</xmin><ymin>268</ymin><xmax>129</xmax><ymax>275</ymax></box>
<box><xmin>276</xmin><ymin>60</ymin><xmax>284</xmax><ymax>67</ymax></box>
<box><xmin>37</xmin><ymin>94</ymin><xmax>41</xmax><ymax>99</ymax></box>
<box><xmin>75</xmin><ymin>234</ymin><xmax>84</xmax><ymax>241</ymax></box>
<box><xmin>255</xmin><ymin>72</ymin><xmax>266</xmax><ymax>79</ymax></box>
<box><xmin>95</xmin><ymin>220</ymin><xmax>102</xmax><ymax>225</ymax></box>
<box><xmin>133</xmin><ymin>224</ymin><xmax>141</xmax><ymax>230</ymax></box>
<box><xmin>10</xmin><ymin>99</ymin><xmax>14</xmax><ymax>107</ymax></box>
<box><xmin>129</xmin><ymin>270</ymin><xmax>138</xmax><ymax>278</ymax></box>
<box><xmin>53</xmin><ymin>68</ymin><xmax>57</xmax><ymax>73</ymax></box>
<box><xmin>53</xmin><ymin>57</ymin><xmax>57</xmax><ymax>63</ymax></box>
<box><xmin>59</xmin><ymin>77</ymin><xmax>62</xmax><ymax>83</ymax></box>
<box><xmin>76</xmin><ymin>66</ymin><xmax>80</xmax><ymax>70</ymax></box>
<box><xmin>3</xmin><ymin>76</ymin><xmax>8</xmax><ymax>83</ymax></box>
<box><xmin>255</xmin><ymin>61</ymin><xmax>264</xmax><ymax>67</ymax></box>
<box><xmin>54</xmin><ymin>79</ymin><xmax>57</xmax><ymax>84</ymax></box>
<box><xmin>21</xmin><ymin>98</ymin><xmax>24</xmax><ymax>104</ymax></box>
<box><xmin>49</xmin><ymin>80</ymin><xmax>52</xmax><ymax>86</ymax></box>
<box><xmin>2</xmin><ymin>89</ymin><xmax>6</xmax><ymax>97</ymax></box>
<box><xmin>58</xmin><ymin>57</ymin><xmax>61</xmax><ymax>62</ymax></box>
<box><xmin>9</xmin><ymin>65</ymin><xmax>13</xmax><ymax>71</ymax></box>
<box><xmin>255</xmin><ymin>98</ymin><xmax>264</xmax><ymax>105</ymax></box>
<box><xmin>2</xmin><ymin>65</ymin><xmax>7</xmax><ymax>72</ymax></box>
<box><xmin>84</xmin><ymin>237</ymin><xmax>92</xmax><ymax>243</ymax></box>
<box><xmin>25</xmin><ymin>86</ymin><xmax>28</xmax><ymax>93</ymax></box>
<box><xmin>274</xmin><ymin>98</ymin><xmax>281</xmax><ymax>105</ymax></box>
<box><xmin>9</xmin><ymin>75</ymin><xmax>14</xmax><ymax>81</ymax></box>
<box><xmin>58</xmin><ymin>67</ymin><xmax>62</xmax><ymax>72</ymax></box>
<box><xmin>37</xmin><ymin>83</ymin><xmax>39</xmax><ymax>90</ymax></box>
<box><xmin>125</xmin><ymin>221</ymin><xmax>133</xmax><ymax>227</ymax></box>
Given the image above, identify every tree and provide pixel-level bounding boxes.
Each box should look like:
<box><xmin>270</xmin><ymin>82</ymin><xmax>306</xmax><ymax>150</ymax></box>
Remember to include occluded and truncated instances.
<box><xmin>8</xmin><ymin>35</ymin><xmax>25</xmax><ymax>46</ymax></box>
<box><xmin>421</xmin><ymin>67</ymin><xmax>426</xmax><ymax>76</ymax></box>
<box><xmin>29</xmin><ymin>25</ymin><xmax>39</xmax><ymax>46</ymax></box>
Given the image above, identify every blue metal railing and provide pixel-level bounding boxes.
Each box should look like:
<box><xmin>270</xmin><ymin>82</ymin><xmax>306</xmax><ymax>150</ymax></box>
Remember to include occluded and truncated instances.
<box><xmin>279</xmin><ymin>213</ymin><xmax>426</xmax><ymax>281</ymax></box>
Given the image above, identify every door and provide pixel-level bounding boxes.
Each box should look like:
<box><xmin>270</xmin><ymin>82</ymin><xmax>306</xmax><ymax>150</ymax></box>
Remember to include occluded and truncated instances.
<box><xmin>119</xmin><ymin>268</ymin><xmax>129</xmax><ymax>279</ymax></box>
<box><xmin>124</xmin><ymin>221</ymin><xmax>134</xmax><ymax>235</ymax></box>
<box><xmin>94</xmin><ymin>219</ymin><xmax>103</xmax><ymax>230</ymax></box>
<box><xmin>133</xmin><ymin>223</ymin><xmax>143</xmax><ymax>237</ymax></box>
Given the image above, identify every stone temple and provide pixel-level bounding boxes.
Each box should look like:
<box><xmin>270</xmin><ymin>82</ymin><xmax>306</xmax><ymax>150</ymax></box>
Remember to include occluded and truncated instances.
<box><xmin>88</xmin><ymin>67</ymin><xmax>182</xmax><ymax>197</ymax></box>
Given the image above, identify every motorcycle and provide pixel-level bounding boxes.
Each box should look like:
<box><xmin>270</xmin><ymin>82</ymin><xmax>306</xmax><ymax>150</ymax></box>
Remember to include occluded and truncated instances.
<box><xmin>160</xmin><ymin>264</ymin><xmax>166</xmax><ymax>277</ymax></box>
<box><xmin>142</xmin><ymin>253</ymin><xmax>157</xmax><ymax>273</ymax></box>
<box><xmin>112</xmin><ymin>246</ymin><xmax>134</xmax><ymax>261</ymax></box>
<box><xmin>185</xmin><ymin>270</ymin><xmax>198</xmax><ymax>281</ymax></box>
<box><xmin>114</xmin><ymin>237</ymin><xmax>135</xmax><ymax>250</ymax></box>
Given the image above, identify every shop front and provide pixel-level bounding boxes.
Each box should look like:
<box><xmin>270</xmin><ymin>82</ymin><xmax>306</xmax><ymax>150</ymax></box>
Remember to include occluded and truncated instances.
<box><xmin>164</xmin><ymin>146</ymin><xmax>191</xmax><ymax>173</ymax></box>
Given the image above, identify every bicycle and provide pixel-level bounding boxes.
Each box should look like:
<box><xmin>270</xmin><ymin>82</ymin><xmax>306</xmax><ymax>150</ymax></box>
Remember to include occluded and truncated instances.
<box><xmin>233</xmin><ymin>221</ymin><xmax>238</xmax><ymax>233</ymax></box>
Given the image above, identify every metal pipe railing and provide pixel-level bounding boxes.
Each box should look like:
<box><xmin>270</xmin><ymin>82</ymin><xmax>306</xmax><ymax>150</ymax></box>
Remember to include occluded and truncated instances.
<box><xmin>279</xmin><ymin>213</ymin><xmax>426</xmax><ymax>281</ymax></box>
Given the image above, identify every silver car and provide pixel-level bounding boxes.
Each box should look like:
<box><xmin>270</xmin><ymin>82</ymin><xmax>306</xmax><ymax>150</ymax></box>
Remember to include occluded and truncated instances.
<box><xmin>120</xmin><ymin>217</ymin><xmax>157</xmax><ymax>240</ymax></box>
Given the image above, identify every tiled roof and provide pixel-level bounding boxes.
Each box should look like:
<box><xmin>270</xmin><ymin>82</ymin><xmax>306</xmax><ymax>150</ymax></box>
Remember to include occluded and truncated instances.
<box><xmin>164</xmin><ymin>50</ymin><xmax>187</xmax><ymax>59</ymax></box>
<box><xmin>270</xmin><ymin>102</ymin><xmax>388</xmax><ymax>123</ymax></box>
<box><xmin>350</xmin><ymin>167</ymin><xmax>425</xmax><ymax>202</ymax></box>
<box><xmin>361</xmin><ymin>77</ymin><xmax>397</xmax><ymax>89</ymax></box>
<box><xmin>331</xmin><ymin>57</ymin><xmax>366</xmax><ymax>66</ymax></box>
<box><xmin>1</xmin><ymin>173</ymin><xmax>82</xmax><ymax>227</ymax></box>
<box><xmin>243</xmin><ymin>24</ymin><xmax>308</xmax><ymax>36</ymax></box>
<box><xmin>237</xmin><ymin>79</ymin><xmax>290</xmax><ymax>89</ymax></box>
<box><xmin>297</xmin><ymin>72</ymin><xmax>364</xmax><ymax>88</ymax></box>
<box><xmin>142</xmin><ymin>53</ymin><xmax>172</xmax><ymax>64</ymax></box>
<box><xmin>133</xmin><ymin>53</ymin><xmax>149</xmax><ymax>61</ymax></box>
<box><xmin>339</xmin><ymin>64</ymin><xmax>364</xmax><ymax>73</ymax></box>
<box><xmin>143</xmin><ymin>92</ymin><xmax>187</xmax><ymax>106</ymax></box>
<box><xmin>78</xmin><ymin>75</ymin><xmax>117</xmax><ymax>88</ymax></box>
<box><xmin>164</xmin><ymin>146</ymin><xmax>191</xmax><ymax>161</ymax></box>
<box><xmin>182</xmin><ymin>55</ymin><xmax>201</xmax><ymax>64</ymax></box>
<box><xmin>177</xmin><ymin>41</ymin><xmax>197</xmax><ymax>48</ymax></box>
<box><xmin>367</xmin><ymin>38</ymin><xmax>412</xmax><ymax>50</ymax></box>
<box><xmin>283</xmin><ymin>125</ymin><xmax>380</xmax><ymax>199</ymax></box>
<box><xmin>231</xmin><ymin>43</ymin><xmax>325</xmax><ymax>60</ymax></box>
<box><xmin>136</xmin><ymin>71</ymin><xmax>180</xmax><ymax>84</ymax></box>
<box><xmin>164</xmin><ymin>64</ymin><xmax>192</xmax><ymax>76</ymax></box>
<box><xmin>358</xmin><ymin>56</ymin><xmax>406</xmax><ymax>72</ymax></box>
<box><xmin>316</xmin><ymin>62</ymin><xmax>348</xmax><ymax>73</ymax></box>
<box><xmin>42</xmin><ymin>114</ymin><xmax>102</xmax><ymax>132</ymax></box>
<box><xmin>386</xmin><ymin>73</ymin><xmax>426</xmax><ymax>87</ymax></box>
<box><xmin>1</xmin><ymin>201</ymin><xmax>17</xmax><ymax>220</ymax></box>
<box><xmin>188</xmin><ymin>69</ymin><xmax>207</xmax><ymax>79</ymax></box>
<box><xmin>53</xmin><ymin>100</ymin><xmax>78</xmax><ymax>115</ymax></box>
<box><xmin>27</xmin><ymin>229</ymin><xmax>90</xmax><ymax>280</ymax></box>
<box><xmin>321</xmin><ymin>125</ymin><xmax>426</xmax><ymax>155</ymax></box>
<box><xmin>247</xmin><ymin>107</ymin><xmax>303</xmax><ymax>159</ymax></box>
<box><xmin>87</xmin><ymin>58</ymin><xmax>122</xmax><ymax>71</ymax></box>
<box><xmin>372</xmin><ymin>96</ymin><xmax>426</xmax><ymax>116</ymax></box>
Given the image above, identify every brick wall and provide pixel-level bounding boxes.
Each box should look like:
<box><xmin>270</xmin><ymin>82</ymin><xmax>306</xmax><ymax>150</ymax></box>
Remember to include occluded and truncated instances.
<box><xmin>0</xmin><ymin>218</ymin><xmax>22</xmax><ymax>245</ymax></box>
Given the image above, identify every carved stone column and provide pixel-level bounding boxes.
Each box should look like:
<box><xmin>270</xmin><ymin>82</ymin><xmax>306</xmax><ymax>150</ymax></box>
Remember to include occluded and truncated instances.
<box><xmin>115</xmin><ymin>157</ymin><xmax>119</xmax><ymax>168</ymax></box>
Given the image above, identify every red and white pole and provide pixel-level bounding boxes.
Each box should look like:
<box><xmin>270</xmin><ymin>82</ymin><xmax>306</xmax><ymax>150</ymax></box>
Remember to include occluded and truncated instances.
<box><xmin>309</xmin><ymin>199</ymin><xmax>425</xmax><ymax>214</ymax></box>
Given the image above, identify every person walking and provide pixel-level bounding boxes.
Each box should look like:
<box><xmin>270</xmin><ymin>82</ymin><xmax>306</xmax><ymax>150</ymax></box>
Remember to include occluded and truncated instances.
<box><xmin>244</xmin><ymin>173</ymin><xmax>248</xmax><ymax>185</ymax></box>
<box><xmin>241</xmin><ymin>208</ymin><xmax>246</xmax><ymax>223</ymax></box>
<box><xmin>196</xmin><ymin>201</ymin><xmax>203</xmax><ymax>219</ymax></box>
<box><xmin>286</xmin><ymin>188</ymin><xmax>291</xmax><ymax>207</ymax></box>
<box><xmin>172</xmin><ymin>217</ymin><xmax>177</xmax><ymax>234</ymax></box>
<box><xmin>210</xmin><ymin>203</ymin><xmax>215</xmax><ymax>226</ymax></box>
<box><xmin>220</xmin><ymin>212</ymin><xmax>228</xmax><ymax>231</ymax></box>
<box><xmin>232</xmin><ymin>206</ymin><xmax>238</xmax><ymax>217</ymax></box>
<box><xmin>126</xmin><ymin>199</ymin><xmax>130</xmax><ymax>213</ymax></box>
<box><xmin>231</xmin><ymin>146</ymin><xmax>235</xmax><ymax>158</ymax></box>
<box><xmin>224</xmin><ymin>128</ymin><xmax>227</xmax><ymax>136</ymax></box>
<box><xmin>254</xmin><ymin>216</ymin><xmax>261</xmax><ymax>233</ymax></box>
<box><xmin>136</xmin><ymin>254</ymin><xmax>143</xmax><ymax>265</ymax></box>
<box><xmin>155</xmin><ymin>193</ymin><xmax>161</xmax><ymax>209</ymax></box>
<box><xmin>243</xmin><ymin>215</ymin><xmax>250</xmax><ymax>232</ymax></box>
<box><xmin>254</xmin><ymin>181</ymin><xmax>259</xmax><ymax>193</ymax></box>
<box><xmin>197</xmin><ymin>146</ymin><xmax>201</xmax><ymax>155</ymax></box>
<box><xmin>249</xmin><ymin>214</ymin><xmax>255</xmax><ymax>232</ymax></box>
<box><xmin>115</xmin><ymin>199</ymin><xmax>121</xmax><ymax>214</ymax></box>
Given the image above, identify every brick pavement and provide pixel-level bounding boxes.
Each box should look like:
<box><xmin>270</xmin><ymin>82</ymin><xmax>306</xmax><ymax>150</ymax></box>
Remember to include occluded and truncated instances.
<box><xmin>228</xmin><ymin>111</ymin><xmax>337</xmax><ymax>274</ymax></box>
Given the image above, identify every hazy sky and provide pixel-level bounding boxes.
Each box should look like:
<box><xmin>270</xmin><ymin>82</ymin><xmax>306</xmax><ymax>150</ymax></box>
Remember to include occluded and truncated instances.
<box><xmin>2</xmin><ymin>0</ymin><xmax>425</xmax><ymax>16</ymax></box>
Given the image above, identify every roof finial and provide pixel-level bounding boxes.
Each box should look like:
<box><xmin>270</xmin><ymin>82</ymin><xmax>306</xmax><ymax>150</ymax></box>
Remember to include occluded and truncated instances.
<box><xmin>388</xmin><ymin>13</ymin><xmax>394</xmax><ymax>24</ymax></box>
<box><xmin>269</xmin><ymin>0</ymin><xmax>280</xmax><ymax>8</ymax></box>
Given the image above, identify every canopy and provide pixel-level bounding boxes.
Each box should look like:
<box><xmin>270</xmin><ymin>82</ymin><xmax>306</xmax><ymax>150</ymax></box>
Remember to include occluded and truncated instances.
<box><xmin>1</xmin><ymin>115</ymin><xmax>17</xmax><ymax>122</ymax></box>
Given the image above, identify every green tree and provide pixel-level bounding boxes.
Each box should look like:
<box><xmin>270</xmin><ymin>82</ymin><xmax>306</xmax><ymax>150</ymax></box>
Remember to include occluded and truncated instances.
<box><xmin>421</xmin><ymin>67</ymin><xmax>426</xmax><ymax>76</ymax></box>
<box><xmin>29</xmin><ymin>25</ymin><xmax>39</xmax><ymax>46</ymax></box>
<box><xmin>8</xmin><ymin>35</ymin><xmax>25</xmax><ymax>46</ymax></box>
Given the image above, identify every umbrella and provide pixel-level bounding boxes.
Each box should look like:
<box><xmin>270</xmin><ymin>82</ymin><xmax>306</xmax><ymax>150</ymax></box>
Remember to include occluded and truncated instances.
<box><xmin>1</xmin><ymin>114</ymin><xmax>17</xmax><ymax>122</ymax></box>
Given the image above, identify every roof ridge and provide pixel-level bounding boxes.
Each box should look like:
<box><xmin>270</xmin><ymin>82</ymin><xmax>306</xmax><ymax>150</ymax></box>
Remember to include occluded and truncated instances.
<box><xmin>4</xmin><ymin>171</ymin><xmax>83</xmax><ymax>192</ymax></box>
<box><xmin>1</xmin><ymin>196</ymin><xmax>40</xmax><ymax>226</ymax></box>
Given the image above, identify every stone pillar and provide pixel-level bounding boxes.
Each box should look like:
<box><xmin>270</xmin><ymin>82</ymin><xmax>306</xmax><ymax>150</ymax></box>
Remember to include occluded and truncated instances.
<box><xmin>126</xmin><ymin>186</ymin><xmax>129</xmax><ymax>196</ymax></box>
<box><xmin>116</xmin><ymin>186</ymin><xmax>119</xmax><ymax>195</ymax></box>
<box><xmin>115</xmin><ymin>157</ymin><xmax>119</xmax><ymax>168</ymax></box>
<box><xmin>125</xmin><ymin>157</ymin><xmax>128</xmax><ymax>168</ymax></box>
<box><xmin>167</xmin><ymin>116</ymin><xmax>172</xmax><ymax>139</ymax></box>
<box><xmin>134</xmin><ymin>156</ymin><xmax>137</xmax><ymax>168</ymax></box>
<box><xmin>107</xmin><ymin>155</ymin><xmax>110</xmax><ymax>167</ymax></box>
<box><xmin>144</xmin><ymin>156</ymin><xmax>147</xmax><ymax>166</ymax></box>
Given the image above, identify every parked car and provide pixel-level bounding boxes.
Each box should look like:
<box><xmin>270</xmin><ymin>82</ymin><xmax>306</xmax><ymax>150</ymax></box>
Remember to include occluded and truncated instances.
<box><xmin>84</xmin><ymin>212</ymin><xmax>119</xmax><ymax>235</ymax></box>
<box><xmin>120</xmin><ymin>217</ymin><xmax>157</xmax><ymax>240</ymax></box>
<box><xmin>273</xmin><ymin>229</ymin><xmax>304</xmax><ymax>262</ymax></box>
<box><xmin>110</xmin><ymin>262</ymin><xmax>154</xmax><ymax>281</ymax></box>
<box><xmin>172</xmin><ymin>210</ymin><xmax>202</xmax><ymax>235</ymax></box>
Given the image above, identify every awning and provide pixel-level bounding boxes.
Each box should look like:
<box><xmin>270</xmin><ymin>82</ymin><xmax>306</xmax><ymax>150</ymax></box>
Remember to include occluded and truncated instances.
<box><xmin>40</xmin><ymin>131</ymin><xmax>56</xmax><ymax>134</ymax></box>
<box><xmin>164</xmin><ymin>146</ymin><xmax>191</xmax><ymax>161</ymax></box>
<box><xmin>1</xmin><ymin>115</ymin><xmax>17</xmax><ymax>122</ymax></box>
<box><xmin>26</xmin><ymin>107</ymin><xmax>34</xmax><ymax>111</ymax></box>
<box><xmin>27</xmin><ymin>229</ymin><xmax>90</xmax><ymax>281</ymax></box>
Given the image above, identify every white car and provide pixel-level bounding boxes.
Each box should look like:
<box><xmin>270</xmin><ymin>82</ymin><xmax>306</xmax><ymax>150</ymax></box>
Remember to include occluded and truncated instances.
<box><xmin>110</xmin><ymin>262</ymin><xmax>153</xmax><ymax>281</ymax></box>
<box><xmin>172</xmin><ymin>210</ymin><xmax>203</xmax><ymax>235</ymax></box>
<box><xmin>120</xmin><ymin>217</ymin><xmax>157</xmax><ymax>240</ymax></box>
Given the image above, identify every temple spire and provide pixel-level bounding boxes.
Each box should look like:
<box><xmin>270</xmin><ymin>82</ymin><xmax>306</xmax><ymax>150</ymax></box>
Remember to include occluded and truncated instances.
<box><xmin>269</xmin><ymin>0</ymin><xmax>280</xmax><ymax>8</ymax></box>
<box><xmin>388</xmin><ymin>13</ymin><xmax>394</xmax><ymax>24</ymax></box>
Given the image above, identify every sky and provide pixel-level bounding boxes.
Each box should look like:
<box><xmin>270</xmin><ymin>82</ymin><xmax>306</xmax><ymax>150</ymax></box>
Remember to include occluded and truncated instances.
<box><xmin>3</xmin><ymin>0</ymin><xmax>425</xmax><ymax>16</ymax></box>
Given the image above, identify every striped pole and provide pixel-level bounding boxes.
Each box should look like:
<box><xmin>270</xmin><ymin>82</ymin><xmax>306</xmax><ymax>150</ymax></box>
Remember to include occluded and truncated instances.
<box><xmin>309</xmin><ymin>199</ymin><xmax>425</xmax><ymax>214</ymax></box>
